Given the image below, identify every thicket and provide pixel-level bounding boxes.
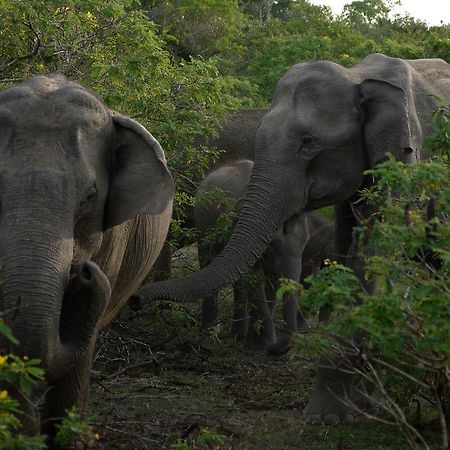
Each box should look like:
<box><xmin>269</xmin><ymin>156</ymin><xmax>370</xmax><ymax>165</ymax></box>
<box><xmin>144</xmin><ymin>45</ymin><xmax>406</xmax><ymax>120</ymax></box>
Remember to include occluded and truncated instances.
<box><xmin>0</xmin><ymin>0</ymin><xmax>448</xmax><ymax>447</ymax></box>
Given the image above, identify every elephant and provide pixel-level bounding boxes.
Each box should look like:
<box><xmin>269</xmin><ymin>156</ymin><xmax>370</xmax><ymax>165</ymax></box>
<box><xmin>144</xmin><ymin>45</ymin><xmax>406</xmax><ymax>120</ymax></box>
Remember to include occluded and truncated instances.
<box><xmin>152</xmin><ymin>108</ymin><xmax>267</xmax><ymax>281</ymax></box>
<box><xmin>0</xmin><ymin>75</ymin><xmax>174</xmax><ymax>438</ymax></box>
<box><xmin>197</xmin><ymin>108</ymin><xmax>267</xmax><ymax>171</ymax></box>
<box><xmin>195</xmin><ymin>159</ymin><xmax>335</xmax><ymax>352</ymax></box>
<box><xmin>137</xmin><ymin>53</ymin><xmax>450</xmax><ymax>423</ymax></box>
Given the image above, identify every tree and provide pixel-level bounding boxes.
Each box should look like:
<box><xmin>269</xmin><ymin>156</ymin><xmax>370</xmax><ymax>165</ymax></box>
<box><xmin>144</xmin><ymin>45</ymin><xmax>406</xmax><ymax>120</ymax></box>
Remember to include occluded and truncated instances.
<box><xmin>342</xmin><ymin>0</ymin><xmax>400</xmax><ymax>38</ymax></box>
<box><xmin>145</xmin><ymin>0</ymin><xmax>245</xmax><ymax>58</ymax></box>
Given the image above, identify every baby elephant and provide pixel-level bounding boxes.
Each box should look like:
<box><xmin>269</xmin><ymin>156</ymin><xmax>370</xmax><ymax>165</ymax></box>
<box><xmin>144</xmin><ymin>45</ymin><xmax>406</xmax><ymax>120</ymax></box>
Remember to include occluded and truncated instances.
<box><xmin>195</xmin><ymin>160</ymin><xmax>335</xmax><ymax>353</ymax></box>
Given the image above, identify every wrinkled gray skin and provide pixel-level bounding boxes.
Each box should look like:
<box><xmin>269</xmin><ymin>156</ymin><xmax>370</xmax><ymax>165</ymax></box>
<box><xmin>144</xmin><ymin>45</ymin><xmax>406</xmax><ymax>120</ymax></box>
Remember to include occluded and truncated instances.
<box><xmin>138</xmin><ymin>54</ymin><xmax>450</xmax><ymax>423</ymax></box>
<box><xmin>0</xmin><ymin>75</ymin><xmax>174</xmax><ymax>437</ymax></box>
<box><xmin>196</xmin><ymin>159</ymin><xmax>335</xmax><ymax>353</ymax></box>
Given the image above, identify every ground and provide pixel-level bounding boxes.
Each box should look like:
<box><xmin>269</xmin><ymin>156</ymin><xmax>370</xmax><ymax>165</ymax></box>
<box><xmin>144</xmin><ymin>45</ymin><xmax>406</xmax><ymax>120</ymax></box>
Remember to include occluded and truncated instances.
<box><xmin>89</xmin><ymin>289</ymin><xmax>411</xmax><ymax>449</ymax></box>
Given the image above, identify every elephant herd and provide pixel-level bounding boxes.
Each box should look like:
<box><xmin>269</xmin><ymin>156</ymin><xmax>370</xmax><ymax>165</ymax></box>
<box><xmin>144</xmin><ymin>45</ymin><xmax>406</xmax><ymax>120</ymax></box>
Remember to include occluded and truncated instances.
<box><xmin>0</xmin><ymin>54</ymin><xmax>449</xmax><ymax>442</ymax></box>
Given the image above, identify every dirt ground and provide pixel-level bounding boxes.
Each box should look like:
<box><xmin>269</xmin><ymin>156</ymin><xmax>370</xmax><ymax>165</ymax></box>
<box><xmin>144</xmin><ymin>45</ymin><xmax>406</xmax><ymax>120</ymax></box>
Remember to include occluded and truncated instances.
<box><xmin>89</xmin><ymin>293</ymin><xmax>411</xmax><ymax>450</ymax></box>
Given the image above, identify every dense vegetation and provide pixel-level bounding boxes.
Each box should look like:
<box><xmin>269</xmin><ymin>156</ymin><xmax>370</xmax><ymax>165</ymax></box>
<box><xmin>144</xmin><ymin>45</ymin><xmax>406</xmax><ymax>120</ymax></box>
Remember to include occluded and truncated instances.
<box><xmin>1</xmin><ymin>0</ymin><xmax>449</xmax><ymax>199</ymax></box>
<box><xmin>0</xmin><ymin>0</ymin><xmax>448</xmax><ymax>448</ymax></box>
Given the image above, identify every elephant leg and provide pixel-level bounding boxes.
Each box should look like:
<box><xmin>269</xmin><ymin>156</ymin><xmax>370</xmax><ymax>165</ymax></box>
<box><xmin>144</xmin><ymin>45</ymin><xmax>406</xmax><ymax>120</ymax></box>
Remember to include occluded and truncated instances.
<box><xmin>42</xmin><ymin>262</ymin><xmax>110</xmax><ymax>441</ymax></box>
<box><xmin>201</xmin><ymin>293</ymin><xmax>219</xmax><ymax>329</ymax></box>
<box><xmin>304</xmin><ymin>358</ymin><xmax>374</xmax><ymax>425</ymax></box>
<box><xmin>42</xmin><ymin>338</ymin><xmax>96</xmax><ymax>443</ymax></box>
<box><xmin>305</xmin><ymin>202</ymin><xmax>374</xmax><ymax>423</ymax></box>
<box><xmin>267</xmin><ymin>214</ymin><xmax>309</xmax><ymax>356</ymax></box>
<box><xmin>231</xmin><ymin>278</ymin><xmax>248</xmax><ymax>341</ymax></box>
<box><xmin>263</xmin><ymin>271</ymin><xmax>277</xmax><ymax>316</ymax></box>
<box><xmin>152</xmin><ymin>240</ymin><xmax>172</xmax><ymax>282</ymax></box>
<box><xmin>198</xmin><ymin>239</ymin><xmax>221</xmax><ymax>330</ymax></box>
<box><xmin>266</xmin><ymin>290</ymin><xmax>299</xmax><ymax>356</ymax></box>
<box><xmin>245</xmin><ymin>270</ymin><xmax>277</xmax><ymax>350</ymax></box>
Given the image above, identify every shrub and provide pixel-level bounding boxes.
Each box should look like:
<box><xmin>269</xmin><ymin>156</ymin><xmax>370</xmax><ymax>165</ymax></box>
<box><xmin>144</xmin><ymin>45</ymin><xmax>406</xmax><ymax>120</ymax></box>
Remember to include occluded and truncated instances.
<box><xmin>0</xmin><ymin>319</ymin><xmax>46</xmax><ymax>450</ymax></box>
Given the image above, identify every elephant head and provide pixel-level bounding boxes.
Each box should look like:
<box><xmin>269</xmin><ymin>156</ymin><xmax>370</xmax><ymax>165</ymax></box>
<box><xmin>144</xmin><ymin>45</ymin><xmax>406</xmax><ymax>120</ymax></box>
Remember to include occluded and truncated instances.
<box><xmin>139</xmin><ymin>54</ymin><xmax>425</xmax><ymax>302</ymax></box>
<box><xmin>0</xmin><ymin>75</ymin><xmax>174</xmax><ymax>379</ymax></box>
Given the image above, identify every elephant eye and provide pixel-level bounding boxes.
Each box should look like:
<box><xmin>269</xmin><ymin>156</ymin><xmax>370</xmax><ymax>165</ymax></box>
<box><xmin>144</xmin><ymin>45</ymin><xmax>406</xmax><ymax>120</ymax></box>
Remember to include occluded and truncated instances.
<box><xmin>298</xmin><ymin>135</ymin><xmax>319</xmax><ymax>159</ymax></box>
<box><xmin>85</xmin><ymin>186</ymin><xmax>97</xmax><ymax>202</ymax></box>
<box><xmin>302</xmin><ymin>135</ymin><xmax>314</xmax><ymax>145</ymax></box>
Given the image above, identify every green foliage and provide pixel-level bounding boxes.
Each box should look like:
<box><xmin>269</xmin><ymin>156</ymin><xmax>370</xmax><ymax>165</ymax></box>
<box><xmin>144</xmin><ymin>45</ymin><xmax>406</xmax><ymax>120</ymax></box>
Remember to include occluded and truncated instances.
<box><xmin>243</xmin><ymin>32</ymin><xmax>336</xmax><ymax>96</ymax></box>
<box><xmin>54</xmin><ymin>407</ymin><xmax>99</xmax><ymax>448</ymax></box>
<box><xmin>232</xmin><ymin>0</ymin><xmax>449</xmax><ymax>101</ymax></box>
<box><xmin>284</xmin><ymin>110</ymin><xmax>450</xmax><ymax>449</ymax></box>
<box><xmin>196</xmin><ymin>188</ymin><xmax>237</xmax><ymax>248</ymax></box>
<box><xmin>196</xmin><ymin>427</ymin><xmax>226</xmax><ymax>448</ymax></box>
<box><xmin>425</xmin><ymin>106</ymin><xmax>450</xmax><ymax>161</ymax></box>
<box><xmin>171</xmin><ymin>426</ymin><xmax>226</xmax><ymax>449</ymax></box>
<box><xmin>169</xmin><ymin>219</ymin><xmax>198</xmax><ymax>249</ymax></box>
<box><xmin>241</xmin><ymin>269</ymin><xmax>264</xmax><ymax>286</ymax></box>
<box><xmin>0</xmin><ymin>319</ymin><xmax>46</xmax><ymax>450</ymax></box>
<box><xmin>0</xmin><ymin>320</ymin><xmax>99</xmax><ymax>449</ymax></box>
<box><xmin>171</xmin><ymin>438</ymin><xmax>190</xmax><ymax>450</ymax></box>
<box><xmin>146</xmin><ymin>0</ymin><xmax>245</xmax><ymax>58</ymax></box>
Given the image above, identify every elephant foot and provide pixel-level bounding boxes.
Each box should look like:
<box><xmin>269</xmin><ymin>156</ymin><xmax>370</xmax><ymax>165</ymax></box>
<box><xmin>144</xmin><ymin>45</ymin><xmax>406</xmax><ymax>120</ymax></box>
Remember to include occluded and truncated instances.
<box><xmin>266</xmin><ymin>335</ymin><xmax>292</xmax><ymax>356</ymax></box>
<box><xmin>231</xmin><ymin>320</ymin><xmax>248</xmax><ymax>342</ymax></box>
<box><xmin>245</xmin><ymin>334</ymin><xmax>273</xmax><ymax>350</ymax></box>
<box><xmin>127</xmin><ymin>293</ymin><xmax>144</xmax><ymax>312</ymax></box>
<box><xmin>201</xmin><ymin>296</ymin><xmax>219</xmax><ymax>330</ymax></box>
<box><xmin>245</xmin><ymin>325</ymin><xmax>276</xmax><ymax>351</ymax></box>
<box><xmin>305</xmin><ymin>383</ymin><xmax>375</xmax><ymax>425</ymax></box>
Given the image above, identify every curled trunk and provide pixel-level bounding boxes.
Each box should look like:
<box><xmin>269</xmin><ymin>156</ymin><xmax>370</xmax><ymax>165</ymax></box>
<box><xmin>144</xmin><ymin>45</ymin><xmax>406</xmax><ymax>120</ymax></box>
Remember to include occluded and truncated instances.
<box><xmin>0</xmin><ymin>190</ymin><xmax>109</xmax><ymax>379</ymax></box>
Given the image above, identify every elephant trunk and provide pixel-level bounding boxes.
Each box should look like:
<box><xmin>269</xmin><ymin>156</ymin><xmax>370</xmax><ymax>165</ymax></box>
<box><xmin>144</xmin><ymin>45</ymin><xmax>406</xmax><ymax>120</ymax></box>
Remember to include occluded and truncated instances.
<box><xmin>0</xmin><ymin>189</ymin><xmax>109</xmax><ymax>380</ymax></box>
<box><xmin>138</xmin><ymin>158</ymin><xmax>302</xmax><ymax>302</ymax></box>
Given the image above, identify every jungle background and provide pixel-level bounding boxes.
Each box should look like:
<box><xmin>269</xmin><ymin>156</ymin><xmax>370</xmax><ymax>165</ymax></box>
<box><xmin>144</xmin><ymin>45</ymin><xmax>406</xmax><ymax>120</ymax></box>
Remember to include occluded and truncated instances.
<box><xmin>0</xmin><ymin>0</ymin><xmax>449</xmax><ymax>448</ymax></box>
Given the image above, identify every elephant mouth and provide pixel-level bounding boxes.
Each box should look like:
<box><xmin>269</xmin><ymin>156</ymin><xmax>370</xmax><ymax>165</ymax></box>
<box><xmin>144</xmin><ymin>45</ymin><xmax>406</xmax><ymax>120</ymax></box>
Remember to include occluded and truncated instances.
<box><xmin>0</xmin><ymin>260</ymin><xmax>110</xmax><ymax>380</ymax></box>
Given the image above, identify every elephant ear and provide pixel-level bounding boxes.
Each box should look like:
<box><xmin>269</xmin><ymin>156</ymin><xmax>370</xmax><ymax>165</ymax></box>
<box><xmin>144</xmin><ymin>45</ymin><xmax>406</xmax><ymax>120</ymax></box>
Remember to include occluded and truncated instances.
<box><xmin>357</xmin><ymin>78</ymin><xmax>421</xmax><ymax>168</ymax></box>
<box><xmin>104</xmin><ymin>115</ymin><xmax>174</xmax><ymax>230</ymax></box>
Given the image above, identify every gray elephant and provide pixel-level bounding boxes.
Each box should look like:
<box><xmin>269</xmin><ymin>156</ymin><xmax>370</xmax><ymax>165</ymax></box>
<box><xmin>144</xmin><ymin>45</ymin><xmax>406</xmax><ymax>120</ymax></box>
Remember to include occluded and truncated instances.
<box><xmin>196</xmin><ymin>159</ymin><xmax>335</xmax><ymax>352</ymax></box>
<box><xmin>138</xmin><ymin>54</ymin><xmax>450</xmax><ymax>423</ymax></box>
<box><xmin>0</xmin><ymin>75</ymin><xmax>174</xmax><ymax>437</ymax></box>
<box><xmin>152</xmin><ymin>108</ymin><xmax>267</xmax><ymax>281</ymax></box>
<box><xmin>197</xmin><ymin>108</ymin><xmax>267</xmax><ymax>170</ymax></box>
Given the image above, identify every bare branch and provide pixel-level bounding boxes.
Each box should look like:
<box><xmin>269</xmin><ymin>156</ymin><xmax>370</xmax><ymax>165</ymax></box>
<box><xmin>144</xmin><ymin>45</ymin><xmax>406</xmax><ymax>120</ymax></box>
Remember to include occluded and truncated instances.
<box><xmin>0</xmin><ymin>78</ymin><xmax>24</xmax><ymax>84</ymax></box>
<box><xmin>2</xmin><ymin>16</ymin><xmax>41</xmax><ymax>71</ymax></box>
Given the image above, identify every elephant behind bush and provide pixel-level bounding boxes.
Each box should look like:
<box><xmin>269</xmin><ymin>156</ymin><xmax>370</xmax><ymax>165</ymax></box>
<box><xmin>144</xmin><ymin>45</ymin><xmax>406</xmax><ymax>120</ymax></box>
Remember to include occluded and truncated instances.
<box><xmin>137</xmin><ymin>54</ymin><xmax>450</xmax><ymax>423</ymax></box>
<box><xmin>196</xmin><ymin>159</ymin><xmax>335</xmax><ymax>352</ymax></box>
<box><xmin>0</xmin><ymin>75</ymin><xmax>174</xmax><ymax>438</ymax></box>
<box><xmin>152</xmin><ymin>108</ymin><xmax>268</xmax><ymax>281</ymax></box>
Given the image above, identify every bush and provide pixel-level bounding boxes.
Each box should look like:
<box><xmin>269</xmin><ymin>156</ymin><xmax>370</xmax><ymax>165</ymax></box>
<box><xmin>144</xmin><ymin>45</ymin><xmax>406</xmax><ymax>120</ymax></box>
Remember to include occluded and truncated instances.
<box><xmin>0</xmin><ymin>319</ymin><xmax>46</xmax><ymax>450</ymax></box>
<box><xmin>0</xmin><ymin>318</ymin><xmax>102</xmax><ymax>449</ymax></box>
<box><xmin>54</xmin><ymin>406</ymin><xmax>99</xmax><ymax>448</ymax></box>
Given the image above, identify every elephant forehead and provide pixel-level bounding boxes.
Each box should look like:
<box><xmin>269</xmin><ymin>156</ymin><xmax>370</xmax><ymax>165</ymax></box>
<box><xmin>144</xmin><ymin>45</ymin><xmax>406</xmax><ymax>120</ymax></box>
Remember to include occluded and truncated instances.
<box><xmin>7</xmin><ymin>167</ymin><xmax>72</xmax><ymax>193</ymax></box>
<box><xmin>277</xmin><ymin>61</ymin><xmax>350</xmax><ymax>97</ymax></box>
<box><xmin>0</xmin><ymin>81</ymin><xmax>110</xmax><ymax>132</ymax></box>
<box><xmin>292</xmin><ymin>75</ymin><xmax>355</xmax><ymax>110</ymax></box>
